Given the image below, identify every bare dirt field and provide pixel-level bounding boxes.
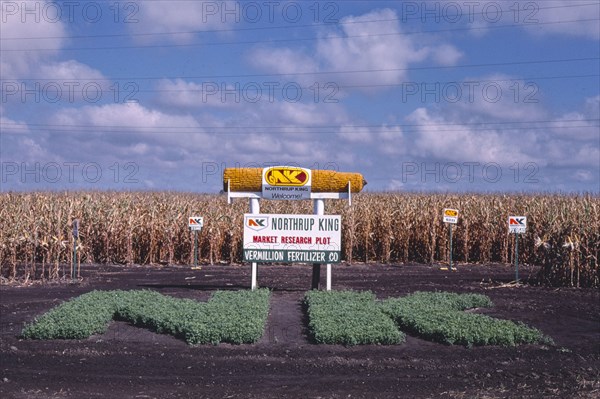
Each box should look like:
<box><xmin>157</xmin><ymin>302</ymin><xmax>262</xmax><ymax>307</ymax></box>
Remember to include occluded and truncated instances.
<box><xmin>1</xmin><ymin>263</ymin><xmax>598</xmax><ymax>399</ymax></box>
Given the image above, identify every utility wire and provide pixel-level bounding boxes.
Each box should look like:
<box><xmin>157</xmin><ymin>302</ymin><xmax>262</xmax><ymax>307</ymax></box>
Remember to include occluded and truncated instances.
<box><xmin>1</xmin><ymin>2</ymin><xmax>598</xmax><ymax>41</ymax></box>
<box><xmin>2</xmin><ymin>57</ymin><xmax>598</xmax><ymax>81</ymax></box>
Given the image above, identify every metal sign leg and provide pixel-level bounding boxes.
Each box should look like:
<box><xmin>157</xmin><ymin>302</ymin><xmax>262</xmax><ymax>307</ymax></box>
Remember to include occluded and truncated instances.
<box><xmin>313</xmin><ymin>199</ymin><xmax>325</xmax><ymax>290</ymax></box>
<box><xmin>250</xmin><ymin>198</ymin><xmax>260</xmax><ymax>290</ymax></box>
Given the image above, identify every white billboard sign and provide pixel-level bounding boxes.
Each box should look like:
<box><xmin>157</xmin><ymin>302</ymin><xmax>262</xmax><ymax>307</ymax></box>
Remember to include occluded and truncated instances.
<box><xmin>243</xmin><ymin>213</ymin><xmax>341</xmax><ymax>263</ymax></box>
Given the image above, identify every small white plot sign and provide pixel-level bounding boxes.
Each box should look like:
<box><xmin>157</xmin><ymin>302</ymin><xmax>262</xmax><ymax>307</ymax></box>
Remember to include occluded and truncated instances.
<box><xmin>508</xmin><ymin>216</ymin><xmax>527</xmax><ymax>234</ymax></box>
<box><xmin>443</xmin><ymin>208</ymin><xmax>459</xmax><ymax>224</ymax></box>
<box><xmin>189</xmin><ymin>216</ymin><xmax>204</xmax><ymax>231</ymax></box>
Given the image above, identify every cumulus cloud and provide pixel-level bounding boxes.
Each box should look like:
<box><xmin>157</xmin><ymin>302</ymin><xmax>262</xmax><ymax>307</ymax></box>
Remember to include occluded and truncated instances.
<box><xmin>155</xmin><ymin>79</ymin><xmax>242</xmax><ymax>109</ymax></box>
<box><xmin>405</xmin><ymin>107</ymin><xmax>540</xmax><ymax>165</ymax></box>
<box><xmin>413</xmin><ymin>0</ymin><xmax>599</xmax><ymax>40</ymax></box>
<box><xmin>453</xmin><ymin>74</ymin><xmax>547</xmax><ymax>121</ymax></box>
<box><xmin>0</xmin><ymin>0</ymin><xmax>68</xmax><ymax>78</ymax></box>
<box><xmin>248</xmin><ymin>8</ymin><xmax>463</xmax><ymax>91</ymax></box>
<box><xmin>401</xmin><ymin>92</ymin><xmax>599</xmax><ymax>172</ymax></box>
<box><xmin>521</xmin><ymin>0</ymin><xmax>600</xmax><ymax>40</ymax></box>
<box><xmin>128</xmin><ymin>1</ymin><xmax>238</xmax><ymax>43</ymax></box>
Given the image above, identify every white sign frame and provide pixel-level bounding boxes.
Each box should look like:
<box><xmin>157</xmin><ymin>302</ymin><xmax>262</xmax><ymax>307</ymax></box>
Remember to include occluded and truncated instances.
<box><xmin>508</xmin><ymin>216</ymin><xmax>527</xmax><ymax>234</ymax></box>
<box><xmin>189</xmin><ymin>216</ymin><xmax>204</xmax><ymax>231</ymax></box>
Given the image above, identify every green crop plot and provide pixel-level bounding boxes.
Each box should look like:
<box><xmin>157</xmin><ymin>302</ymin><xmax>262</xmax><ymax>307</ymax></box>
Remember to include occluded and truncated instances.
<box><xmin>304</xmin><ymin>290</ymin><xmax>404</xmax><ymax>346</ymax></box>
<box><xmin>22</xmin><ymin>289</ymin><xmax>271</xmax><ymax>345</ymax></box>
<box><xmin>380</xmin><ymin>291</ymin><xmax>554</xmax><ymax>347</ymax></box>
<box><xmin>304</xmin><ymin>290</ymin><xmax>552</xmax><ymax>347</ymax></box>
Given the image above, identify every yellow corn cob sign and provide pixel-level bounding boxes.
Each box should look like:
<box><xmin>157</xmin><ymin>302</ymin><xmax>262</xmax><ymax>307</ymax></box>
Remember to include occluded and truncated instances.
<box><xmin>223</xmin><ymin>167</ymin><xmax>367</xmax><ymax>196</ymax></box>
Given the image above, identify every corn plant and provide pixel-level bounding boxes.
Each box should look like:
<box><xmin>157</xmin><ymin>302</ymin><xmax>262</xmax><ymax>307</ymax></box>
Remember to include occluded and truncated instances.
<box><xmin>1</xmin><ymin>192</ymin><xmax>597</xmax><ymax>287</ymax></box>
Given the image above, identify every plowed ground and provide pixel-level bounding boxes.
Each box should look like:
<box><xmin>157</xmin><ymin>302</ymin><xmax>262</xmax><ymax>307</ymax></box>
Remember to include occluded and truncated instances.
<box><xmin>1</xmin><ymin>263</ymin><xmax>598</xmax><ymax>398</ymax></box>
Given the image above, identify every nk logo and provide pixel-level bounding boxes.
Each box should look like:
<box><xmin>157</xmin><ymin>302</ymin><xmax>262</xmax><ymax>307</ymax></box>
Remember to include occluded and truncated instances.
<box><xmin>264</xmin><ymin>167</ymin><xmax>309</xmax><ymax>186</ymax></box>
<box><xmin>508</xmin><ymin>216</ymin><xmax>527</xmax><ymax>233</ymax></box>
<box><xmin>509</xmin><ymin>217</ymin><xmax>526</xmax><ymax>225</ymax></box>
<box><xmin>246</xmin><ymin>216</ymin><xmax>269</xmax><ymax>231</ymax></box>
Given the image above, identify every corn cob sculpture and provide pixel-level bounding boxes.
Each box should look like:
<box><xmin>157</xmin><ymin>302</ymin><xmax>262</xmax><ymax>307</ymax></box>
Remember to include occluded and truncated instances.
<box><xmin>223</xmin><ymin>168</ymin><xmax>366</xmax><ymax>193</ymax></box>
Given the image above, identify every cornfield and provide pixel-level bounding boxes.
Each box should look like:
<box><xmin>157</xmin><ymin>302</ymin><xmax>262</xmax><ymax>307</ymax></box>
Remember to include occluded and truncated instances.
<box><xmin>0</xmin><ymin>192</ymin><xmax>598</xmax><ymax>287</ymax></box>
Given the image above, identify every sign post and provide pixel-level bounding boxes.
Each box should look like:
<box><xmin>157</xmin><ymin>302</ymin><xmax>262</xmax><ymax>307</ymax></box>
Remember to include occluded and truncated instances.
<box><xmin>508</xmin><ymin>216</ymin><xmax>527</xmax><ymax>282</ymax></box>
<box><xmin>72</xmin><ymin>219</ymin><xmax>79</xmax><ymax>280</ymax></box>
<box><xmin>442</xmin><ymin>209</ymin><xmax>459</xmax><ymax>271</ymax></box>
<box><xmin>189</xmin><ymin>216</ymin><xmax>204</xmax><ymax>267</ymax></box>
<box><xmin>250</xmin><ymin>198</ymin><xmax>260</xmax><ymax>290</ymax></box>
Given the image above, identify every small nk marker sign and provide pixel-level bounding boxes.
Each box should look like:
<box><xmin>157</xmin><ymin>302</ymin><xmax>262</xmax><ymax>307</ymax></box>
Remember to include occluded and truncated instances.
<box><xmin>442</xmin><ymin>208</ymin><xmax>459</xmax><ymax>224</ymax></box>
<box><xmin>508</xmin><ymin>216</ymin><xmax>527</xmax><ymax>283</ymax></box>
<box><xmin>442</xmin><ymin>209</ymin><xmax>459</xmax><ymax>271</ymax></box>
<box><xmin>189</xmin><ymin>216</ymin><xmax>204</xmax><ymax>231</ymax></box>
<box><xmin>508</xmin><ymin>216</ymin><xmax>527</xmax><ymax>234</ymax></box>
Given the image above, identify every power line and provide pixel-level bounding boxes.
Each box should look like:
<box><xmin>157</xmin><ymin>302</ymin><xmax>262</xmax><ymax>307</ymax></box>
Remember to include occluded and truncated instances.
<box><xmin>2</xmin><ymin>119</ymin><xmax>598</xmax><ymax>133</ymax></box>
<box><xmin>2</xmin><ymin>2</ymin><xmax>598</xmax><ymax>41</ymax></box>
<box><xmin>1</xmin><ymin>18</ymin><xmax>598</xmax><ymax>52</ymax></box>
<box><xmin>3</xmin><ymin>125</ymin><xmax>597</xmax><ymax>136</ymax></box>
<box><xmin>136</xmin><ymin>74</ymin><xmax>599</xmax><ymax>93</ymax></box>
<box><xmin>2</xmin><ymin>57</ymin><xmax>597</xmax><ymax>81</ymax></box>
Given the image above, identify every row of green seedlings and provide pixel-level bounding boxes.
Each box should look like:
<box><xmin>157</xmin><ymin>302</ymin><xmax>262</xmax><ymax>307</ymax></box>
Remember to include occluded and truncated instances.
<box><xmin>22</xmin><ymin>289</ymin><xmax>553</xmax><ymax>347</ymax></box>
<box><xmin>304</xmin><ymin>291</ymin><xmax>554</xmax><ymax>347</ymax></box>
<box><xmin>22</xmin><ymin>289</ymin><xmax>270</xmax><ymax>345</ymax></box>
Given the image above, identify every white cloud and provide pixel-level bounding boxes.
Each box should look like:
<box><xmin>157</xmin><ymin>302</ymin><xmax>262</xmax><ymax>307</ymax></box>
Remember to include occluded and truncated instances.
<box><xmin>338</xmin><ymin>125</ymin><xmax>372</xmax><ymax>143</ymax></box>
<box><xmin>574</xmin><ymin>170</ymin><xmax>594</xmax><ymax>182</ymax></box>
<box><xmin>0</xmin><ymin>114</ymin><xmax>30</xmax><ymax>134</ymax></box>
<box><xmin>387</xmin><ymin>179</ymin><xmax>405</xmax><ymax>191</ymax></box>
<box><xmin>155</xmin><ymin>79</ymin><xmax>241</xmax><ymax>109</ymax></box>
<box><xmin>521</xmin><ymin>0</ymin><xmax>600</xmax><ymax>40</ymax></box>
<box><xmin>401</xmin><ymin>92</ymin><xmax>599</xmax><ymax>171</ymax></box>
<box><xmin>128</xmin><ymin>1</ymin><xmax>238</xmax><ymax>43</ymax></box>
<box><xmin>37</xmin><ymin>60</ymin><xmax>105</xmax><ymax>81</ymax></box>
<box><xmin>460</xmin><ymin>0</ymin><xmax>600</xmax><ymax>40</ymax></box>
<box><xmin>51</xmin><ymin>102</ymin><xmax>214</xmax><ymax>165</ymax></box>
<box><xmin>248</xmin><ymin>8</ymin><xmax>463</xmax><ymax>91</ymax></box>
<box><xmin>315</xmin><ymin>9</ymin><xmax>430</xmax><ymax>86</ymax></box>
<box><xmin>0</xmin><ymin>0</ymin><xmax>68</xmax><ymax>79</ymax></box>
<box><xmin>431</xmin><ymin>44</ymin><xmax>464</xmax><ymax>66</ymax></box>
<box><xmin>454</xmin><ymin>74</ymin><xmax>547</xmax><ymax>121</ymax></box>
<box><xmin>406</xmin><ymin>107</ymin><xmax>539</xmax><ymax>164</ymax></box>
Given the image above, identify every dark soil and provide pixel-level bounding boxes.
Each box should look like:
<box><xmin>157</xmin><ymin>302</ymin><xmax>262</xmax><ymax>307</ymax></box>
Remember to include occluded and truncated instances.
<box><xmin>1</xmin><ymin>263</ymin><xmax>599</xmax><ymax>399</ymax></box>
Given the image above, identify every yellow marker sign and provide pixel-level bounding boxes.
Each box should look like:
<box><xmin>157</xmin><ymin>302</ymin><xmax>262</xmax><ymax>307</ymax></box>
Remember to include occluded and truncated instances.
<box><xmin>443</xmin><ymin>208</ymin><xmax>459</xmax><ymax>224</ymax></box>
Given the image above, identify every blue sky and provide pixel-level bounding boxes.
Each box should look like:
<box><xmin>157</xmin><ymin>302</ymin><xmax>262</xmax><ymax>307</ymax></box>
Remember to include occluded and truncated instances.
<box><xmin>1</xmin><ymin>0</ymin><xmax>599</xmax><ymax>193</ymax></box>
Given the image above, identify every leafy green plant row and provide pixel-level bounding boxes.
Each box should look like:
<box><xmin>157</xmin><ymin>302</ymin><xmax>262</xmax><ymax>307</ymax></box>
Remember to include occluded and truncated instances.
<box><xmin>22</xmin><ymin>289</ymin><xmax>271</xmax><ymax>345</ymax></box>
<box><xmin>380</xmin><ymin>291</ymin><xmax>554</xmax><ymax>347</ymax></box>
<box><xmin>304</xmin><ymin>290</ymin><xmax>405</xmax><ymax>345</ymax></box>
<box><xmin>305</xmin><ymin>291</ymin><xmax>553</xmax><ymax>347</ymax></box>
